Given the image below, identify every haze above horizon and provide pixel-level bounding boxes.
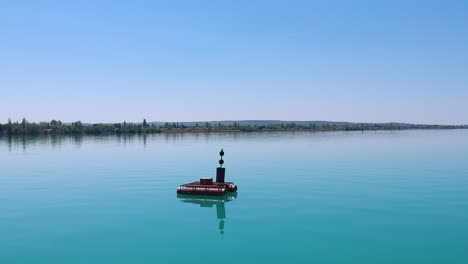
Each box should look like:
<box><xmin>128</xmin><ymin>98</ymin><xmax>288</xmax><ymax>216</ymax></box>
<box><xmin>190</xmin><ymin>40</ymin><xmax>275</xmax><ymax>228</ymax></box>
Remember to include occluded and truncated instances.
<box><xmin>1</xmin><ymin>1</ymin><xmax>467</xmax><ymax>124</ymax></box>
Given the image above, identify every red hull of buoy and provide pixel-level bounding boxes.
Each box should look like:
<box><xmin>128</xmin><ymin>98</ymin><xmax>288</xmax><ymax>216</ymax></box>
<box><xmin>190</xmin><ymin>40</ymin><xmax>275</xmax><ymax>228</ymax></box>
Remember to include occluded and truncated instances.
<box><xmin>177</xmin><ymin>181</ymin><xmax>237</xmax><ymax>196</ymax></box>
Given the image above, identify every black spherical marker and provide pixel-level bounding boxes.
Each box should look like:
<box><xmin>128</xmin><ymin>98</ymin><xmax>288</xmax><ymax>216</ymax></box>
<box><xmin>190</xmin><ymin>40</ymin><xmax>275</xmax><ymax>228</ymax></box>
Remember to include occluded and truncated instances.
<box><xmin>218</xmin><ymin>148</ymin><xmax>225</xmax><ymax>167</ymax></box>
<box><xmin>216</xmin><ymin>148</ymin><xmax>226</xmax><ymax>183</ymax></box>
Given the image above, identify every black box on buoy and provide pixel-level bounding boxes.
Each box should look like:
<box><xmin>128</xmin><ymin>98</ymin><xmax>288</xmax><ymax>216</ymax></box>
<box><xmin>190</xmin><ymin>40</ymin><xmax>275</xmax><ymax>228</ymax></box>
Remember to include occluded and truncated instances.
<box><xmin>216</xmin><ymin>167</ymin><xmax>225</xmax><ymax>183</ymax></box>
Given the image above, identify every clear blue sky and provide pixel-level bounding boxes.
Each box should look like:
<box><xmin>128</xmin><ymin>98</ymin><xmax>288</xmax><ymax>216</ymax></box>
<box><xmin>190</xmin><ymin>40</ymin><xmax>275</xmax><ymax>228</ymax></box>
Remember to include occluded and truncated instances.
<box><xmin>1</xmin><ymin>0</ymin><xmax>467</xmax><ymax>124</ymax></box>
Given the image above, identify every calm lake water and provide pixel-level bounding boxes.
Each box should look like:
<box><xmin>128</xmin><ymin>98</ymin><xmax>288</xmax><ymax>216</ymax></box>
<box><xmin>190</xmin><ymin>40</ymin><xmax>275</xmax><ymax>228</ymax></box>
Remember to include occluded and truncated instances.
<box><xmin>1</xmin><ymin>130</ymin><xmax>468</xmax><ymax>263</ymax></box>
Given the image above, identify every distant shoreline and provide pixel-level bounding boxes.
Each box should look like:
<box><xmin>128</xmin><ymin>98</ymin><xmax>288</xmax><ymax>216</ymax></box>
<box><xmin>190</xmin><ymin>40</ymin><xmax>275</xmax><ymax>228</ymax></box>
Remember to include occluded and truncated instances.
<box><xmin>0</xmin><ymin>119</ymin><xmax>466</xmax><ymax>136</ymax></box>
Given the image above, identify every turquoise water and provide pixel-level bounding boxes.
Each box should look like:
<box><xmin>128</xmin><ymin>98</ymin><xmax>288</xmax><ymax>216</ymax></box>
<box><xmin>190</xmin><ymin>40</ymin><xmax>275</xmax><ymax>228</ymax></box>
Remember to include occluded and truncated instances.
<box><xmin>1</xmin><ymin>130</ymin><xmax>468</xmax><ymax>263</ymax></box>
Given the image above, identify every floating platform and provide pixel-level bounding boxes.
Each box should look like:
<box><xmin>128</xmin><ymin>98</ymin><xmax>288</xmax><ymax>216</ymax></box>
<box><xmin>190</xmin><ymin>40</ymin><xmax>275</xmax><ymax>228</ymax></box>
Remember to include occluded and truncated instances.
<box><xmin>176</xmin><ymin>149</ymin><xmax>238</xmax><ymax>196</ymax></box>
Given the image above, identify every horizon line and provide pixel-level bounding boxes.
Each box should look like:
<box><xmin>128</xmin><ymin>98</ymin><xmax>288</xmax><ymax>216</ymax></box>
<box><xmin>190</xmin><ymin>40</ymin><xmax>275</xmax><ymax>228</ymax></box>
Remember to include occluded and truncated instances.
<box><xmin>1</xmin><ymin>118</ymin><xmax>466</xmax><ymax>126</ymax></box>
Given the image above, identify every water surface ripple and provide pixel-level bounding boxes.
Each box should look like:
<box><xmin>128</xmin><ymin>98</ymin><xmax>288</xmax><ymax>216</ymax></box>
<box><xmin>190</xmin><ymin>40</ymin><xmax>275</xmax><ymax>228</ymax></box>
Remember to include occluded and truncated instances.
<box><xmin>1</xmin><ymin>130</ymin><xmax>468</xmax><ymax>263</ymax></box>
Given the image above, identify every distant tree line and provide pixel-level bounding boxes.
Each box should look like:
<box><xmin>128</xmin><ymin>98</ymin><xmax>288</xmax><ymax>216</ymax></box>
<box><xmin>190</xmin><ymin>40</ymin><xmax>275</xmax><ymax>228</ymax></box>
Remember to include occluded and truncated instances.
<box><xmin>0</xmin><ymin>118</ymin><xmax>466</xmax><ymax>135</ymax></box>
<box><xmin>0</xmin><ymin>118</ymin><xmax>162</xmax><ymax>135</ymax></box>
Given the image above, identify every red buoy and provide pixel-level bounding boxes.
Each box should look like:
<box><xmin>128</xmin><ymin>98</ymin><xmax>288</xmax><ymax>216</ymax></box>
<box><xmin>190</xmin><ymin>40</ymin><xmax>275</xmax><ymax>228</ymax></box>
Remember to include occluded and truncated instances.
<box><xmin>177</xmin><ymin>149</ymin><xmax>238</xmax><ymax>196</ymax></box>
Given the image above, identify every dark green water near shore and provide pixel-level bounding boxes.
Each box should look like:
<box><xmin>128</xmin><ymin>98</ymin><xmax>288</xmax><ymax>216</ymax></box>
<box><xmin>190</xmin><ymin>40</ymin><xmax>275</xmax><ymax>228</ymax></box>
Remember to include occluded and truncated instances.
<box><xmin>1</xmin><ymin>130</ymin><xmax>468</xmax><ymax>263</ymax></box>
